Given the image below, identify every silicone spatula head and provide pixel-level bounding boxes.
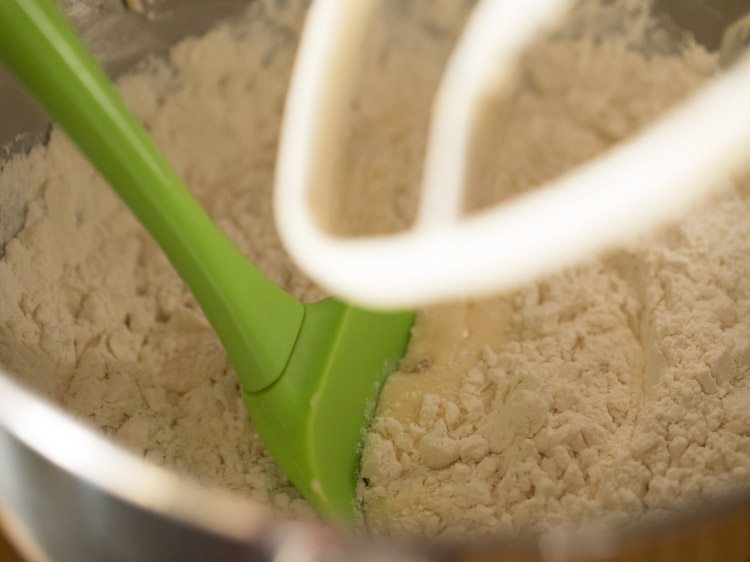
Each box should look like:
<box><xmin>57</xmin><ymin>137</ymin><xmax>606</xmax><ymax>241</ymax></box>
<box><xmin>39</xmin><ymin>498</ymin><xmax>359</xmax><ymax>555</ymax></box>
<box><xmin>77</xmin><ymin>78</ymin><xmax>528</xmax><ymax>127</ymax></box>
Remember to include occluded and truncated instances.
<box><xmin>0</xmin><ymin>0</ymin><xmax>412</xmax><ymax>522</ymax></box>
<box><xmin>245</xmin><ymin>299</ymin><xmax>413</xmax><ymax>519</ymax></box>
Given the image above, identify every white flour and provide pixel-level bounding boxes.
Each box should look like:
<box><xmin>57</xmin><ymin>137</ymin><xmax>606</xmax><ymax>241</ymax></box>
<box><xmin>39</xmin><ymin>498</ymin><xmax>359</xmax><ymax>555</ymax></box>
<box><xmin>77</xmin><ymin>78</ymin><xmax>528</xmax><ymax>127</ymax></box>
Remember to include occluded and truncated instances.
<box><xmin>0</xmin><ymin>0</ymin><xmax>318</xmax><ymax>516</ymax></box>
<box><xmin>361</xmin><ymin>196</ymin><xmax>750</xmax><ymax>536</ymax></box>
<box><xmin>0</xmin><ymin>0</ymin><xmax>748</xmax><ymax>538</ymax></box>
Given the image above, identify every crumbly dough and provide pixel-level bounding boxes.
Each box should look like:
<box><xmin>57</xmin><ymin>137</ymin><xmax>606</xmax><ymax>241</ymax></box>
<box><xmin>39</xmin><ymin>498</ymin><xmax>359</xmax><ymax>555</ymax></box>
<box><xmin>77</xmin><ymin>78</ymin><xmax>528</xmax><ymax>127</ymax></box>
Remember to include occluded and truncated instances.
<box><xmin>357</xmin><ymin>2</ymin><xmax>750</xmax><ymax>538</ymax></box>
<box><xmin>0</xmin><ymin>0</ymin><xmax>748</xmax><ymax>539</ymax></box>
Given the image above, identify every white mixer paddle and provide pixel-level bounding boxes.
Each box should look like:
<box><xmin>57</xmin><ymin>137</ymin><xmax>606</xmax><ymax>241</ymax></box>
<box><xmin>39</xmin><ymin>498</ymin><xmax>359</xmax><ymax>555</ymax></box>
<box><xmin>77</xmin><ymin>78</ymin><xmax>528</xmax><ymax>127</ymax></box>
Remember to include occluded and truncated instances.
<box><xmin>276</xmin><ymin>0</ymin><xmax>750</xmax><ymax>309</ymax></box>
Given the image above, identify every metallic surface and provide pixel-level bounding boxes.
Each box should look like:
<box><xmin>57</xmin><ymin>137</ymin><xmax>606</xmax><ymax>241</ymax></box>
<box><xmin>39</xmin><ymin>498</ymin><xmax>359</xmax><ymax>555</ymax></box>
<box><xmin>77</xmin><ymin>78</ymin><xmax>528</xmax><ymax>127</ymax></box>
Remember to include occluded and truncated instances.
<box><xmin>0</xmin><ymin>1</ymin><xmax>748</xmax><ymax>560</ymax></box>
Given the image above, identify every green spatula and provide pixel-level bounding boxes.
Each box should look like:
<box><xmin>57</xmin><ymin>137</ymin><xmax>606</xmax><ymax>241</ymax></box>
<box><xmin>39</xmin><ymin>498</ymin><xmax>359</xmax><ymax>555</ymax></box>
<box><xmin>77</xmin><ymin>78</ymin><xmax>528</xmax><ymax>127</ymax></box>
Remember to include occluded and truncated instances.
<box><xmin>0</xmin><ymin>0</ymin><xmax>413</xmax><ymax>521</ymax></box>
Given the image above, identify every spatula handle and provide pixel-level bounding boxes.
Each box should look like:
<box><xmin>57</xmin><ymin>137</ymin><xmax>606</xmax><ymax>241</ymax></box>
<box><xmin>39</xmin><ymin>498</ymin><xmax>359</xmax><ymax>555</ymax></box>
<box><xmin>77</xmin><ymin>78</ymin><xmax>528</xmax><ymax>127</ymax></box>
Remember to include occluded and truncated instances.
<box><xmin>0</xmin><ymin>0</ymin><xmax>304</xmax><ymax>391</ymax></box>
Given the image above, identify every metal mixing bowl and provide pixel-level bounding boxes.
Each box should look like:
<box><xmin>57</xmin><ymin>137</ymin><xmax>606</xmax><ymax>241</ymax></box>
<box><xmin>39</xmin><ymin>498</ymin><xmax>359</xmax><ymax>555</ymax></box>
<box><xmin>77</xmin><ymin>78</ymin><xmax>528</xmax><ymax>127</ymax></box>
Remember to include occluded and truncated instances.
<box><xmin>1</xmin><ymin>1</ymin><xmax>749</xmax><ymax>560</ymax></box>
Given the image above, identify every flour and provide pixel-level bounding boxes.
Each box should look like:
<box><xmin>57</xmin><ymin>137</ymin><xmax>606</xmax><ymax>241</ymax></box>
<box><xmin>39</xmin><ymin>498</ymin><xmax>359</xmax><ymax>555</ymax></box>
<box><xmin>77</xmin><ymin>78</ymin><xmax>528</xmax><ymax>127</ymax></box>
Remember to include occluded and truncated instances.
<box><xmin>0</xmin><ymin>0</ymin><xmax>318</xmax><ymax>515</ymax></box>
<box><xmin>361</xmin><ymin>206</ymin><xmax>750</xmax><ymax>537</ymax></box>
<box><xmin>355</xmin><ymin>0</ymin><xmax>750</xmax><ymax>539</ymax></box>
<box><xmin>0</xmin><ymin>0</ymin><xmax>748</xmax><ymax>540</ymax></box>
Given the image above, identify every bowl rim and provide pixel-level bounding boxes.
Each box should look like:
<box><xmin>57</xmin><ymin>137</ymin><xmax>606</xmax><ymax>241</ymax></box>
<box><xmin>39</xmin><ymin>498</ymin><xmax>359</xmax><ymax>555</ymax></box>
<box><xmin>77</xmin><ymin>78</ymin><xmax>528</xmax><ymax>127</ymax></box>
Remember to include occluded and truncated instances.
<box><xmin>1</xmin><ymin>365</ymin><xmax>749</xmax><ymax>562</ymax></box>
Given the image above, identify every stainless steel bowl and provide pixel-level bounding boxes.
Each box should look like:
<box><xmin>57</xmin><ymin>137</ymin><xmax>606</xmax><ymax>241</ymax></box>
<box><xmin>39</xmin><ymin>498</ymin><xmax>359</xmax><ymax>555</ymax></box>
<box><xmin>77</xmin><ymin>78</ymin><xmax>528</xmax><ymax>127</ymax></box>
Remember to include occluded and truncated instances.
<box><xmin>1</xmin><ymin>2</ymin><xmax>749</xmax><ymax>561</ymax></box>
